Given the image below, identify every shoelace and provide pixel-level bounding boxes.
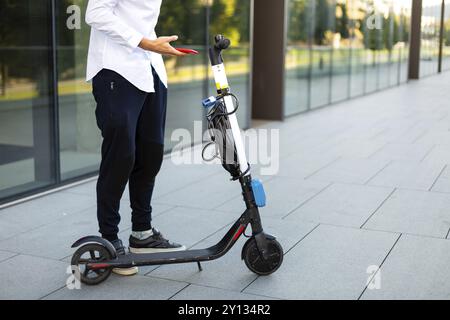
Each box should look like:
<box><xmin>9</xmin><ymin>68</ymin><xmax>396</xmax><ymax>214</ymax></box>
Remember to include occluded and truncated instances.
<box><xmin>151</xmin><ymin>228</ymin><xmax>171</xmax><ymax>244</ymax></box>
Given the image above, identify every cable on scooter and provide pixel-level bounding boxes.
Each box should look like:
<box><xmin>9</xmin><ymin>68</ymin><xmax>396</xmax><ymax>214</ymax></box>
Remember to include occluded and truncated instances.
<box><xmin>207</xmin><ymin>92</ymin><xmax>240</xmax><ymax>121</ymax></box>
<box><xmin>202</xmin><ymin>93</ymin><xmax>240</xmax><ymax>173</ymax></box>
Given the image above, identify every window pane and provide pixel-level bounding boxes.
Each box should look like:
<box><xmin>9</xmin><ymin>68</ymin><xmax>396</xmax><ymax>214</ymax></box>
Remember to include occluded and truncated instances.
<box><xmin>444</xmin><ymin>1</ymin><xmax>450</xmax><ymax>71</ymax></box>
<box><xmin>0</xmin><ymin>0</ymin><xmax>56</xmax><ymax>201</ymax></box>
<box><xmin>331</xmin><ymin>0</ymin><xmax>351</xmax><ymax>103</ymax></box>
<box><xmin>420</xmin><ymin>1</ymin><xmax>441</xmax><ymax>77</ymax></box>
<box><xmin>399</xmin><ymin>4</ymin><xmax>411</xmax><ymax>83</ymax></box>
<box><xmin>57</xmin><ymin>0</ymin><xmax>100</xmax><ymax>180</ymax></box>
<box><xmin>285</xmin><ymin>0</ymin><xmax>311</xmax><ymax>116</ymax></box>
<box><xmin>378</xmin><ymin>2</ymin><xmax>394</xmax><ymax>90</ymax></box>
<box><xmin>349</xmin><ymin>0</ymin><xmax>367</xmax><ymax>97</ymax></box>
<box><xmin>310</xmin><ymin>0</ymin><xmax>334</xmax><ymax>109</ymax></box>
<box><xmin>364</xmin><ymin>1</ymin><xmax>381</xmax><ymax>94</ymax></box>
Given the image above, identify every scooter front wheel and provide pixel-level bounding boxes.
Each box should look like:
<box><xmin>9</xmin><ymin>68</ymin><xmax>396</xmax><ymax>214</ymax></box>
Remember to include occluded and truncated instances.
<box><xmin>71</xmin><ymin>243</ymin><xmax>113</xmax><ymax>286</ymax></box>
<box><xmin>242</xmin><ymin>237</ymin><xmax>283</xmax><ymax>276</ymax></box>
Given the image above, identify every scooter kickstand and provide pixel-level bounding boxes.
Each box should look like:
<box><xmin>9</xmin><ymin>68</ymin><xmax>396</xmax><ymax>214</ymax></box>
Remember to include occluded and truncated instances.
<box><xmin>197</xmin><ymin>262</ymin><xmax>203</xmax><ymax>272</ymax></box>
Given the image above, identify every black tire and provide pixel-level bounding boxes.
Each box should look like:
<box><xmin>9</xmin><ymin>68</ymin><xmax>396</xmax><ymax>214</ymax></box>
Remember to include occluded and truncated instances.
<box><xmin>71</xmin><ymin>244</ymin><xmax>112</xmax><ymax>286</ymax></box>
<box><xmin>242</xmin><ymin>237</ymin><xmax>283</xmax><ymax>276</ymax></box>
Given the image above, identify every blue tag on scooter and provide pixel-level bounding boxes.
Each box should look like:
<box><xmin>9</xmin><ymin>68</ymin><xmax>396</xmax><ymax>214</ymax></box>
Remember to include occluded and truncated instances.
<box><xmin>251</xmin><ymin>179</ymin><xmax>266</xmax><ymax>208</ymax></box>
<box><xmin>202</xmin><ymin>96</ymin><xmax>217</xmax><ymax>109</ymax></box>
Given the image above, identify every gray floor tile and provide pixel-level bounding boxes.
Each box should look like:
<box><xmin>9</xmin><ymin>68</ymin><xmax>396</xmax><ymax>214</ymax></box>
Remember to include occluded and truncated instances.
<box><xmin>149</xmin><ymin>218</ymin><xmax>318</xmax><ymax>292</ymax></box>
<box><xmin>319</xmin><ymin>139</ymin><xmax>387</xmax><ymax>159</ymax></box>
<box><xmin>431</xmin><ymin>166</ymin><xmax>450</xmax><ymax>193</ymax></box>
<box><xmin>171</xmin><ymin>284</ymin><xmax>275</xmax><ymax>300</ymax></box>
<box><xmin>216</xmin><ymin>177</ymin><xmax>329</xmax><ymax>218</ymax></box>
<box><xmin>276</xmin><ymin>152</ymin><xmax>340</xmax><ymax>179</ymax></box>
<box><xmin>364</xmin><ymin>189</ymin><xmax>450</xmax><ymax>238</ymax></box>
<box><xmin>0</xmin><ymin>250</ymin><xmax>16</xmax><ymax>263</ymax></box>
<box><xmin>154</xmin><ymin>172</ymin><xmax>242</xmax><ymax>210</ymax></box>
<box><xmin>286</xmin><ymin>183</ymin><xmax>394</xmax><ymax>228</ymax></box>
<box><xmin>152</xmin><ymin>161</ymin><xmax>221</xmax><ymax>199</ymax></box>
<box><xmin>308</xmin><ymin>158</ymin><xmax>391</xmax><ymax>185</ymax></box>
<box><xmin>151</xmin><ymin>207</ymin><xmax>235</xmax><ymax>249</ymax></box>
<box><xmin>370</xmin><ymin>143</ymin><xmax>434</xmax><ymax>163</ymax></box>
<box><xmin>62</xmin><ymin>180</ymin><xmax>97</xmax><ymax>197</ymax></box>
<box><xmin>361</xmin><ymin>235</ymin><xmax>450</xmax><ymax>300</ymax></box>
<box><xmin>0</xmin><ymin>192</ymin><xmax>96</xmax><ymax>241</ymax></box>
<box><xmin>243</xmin><ymin>225</ymin><xmax>399</xmax><ymax>300</ymax></box>
<box><xmin>0</xmin><ymin>209</ymin><xmax>100</xmax><ymax>260</ymax></box>
<box><xmin>372</xmin><ymin>125</ymin><xmax>427</xmax><ymax>145</ymax></box>
<box><xmin>368</xmin><ymin>161</ymin><xmax>445</xmax><ymax>191</ymax></box>
<box><xmin>0</xmin><ymin>254</ymin><xmax>68</xmax><ymax>300</ymax></box>
<box><xmin>415</xmin><ymin>131</ymin><xmax>450</xmax><ymax>146</ymax></box>
<box><xmin>45</xmin><ymin>275</ymin><xmax>187</xmax><ymax>300</ymax></box>
<box><xmin>423</xmin><ymin>145</ymin><xmax>450</xmax><ymax>167</ymax></box>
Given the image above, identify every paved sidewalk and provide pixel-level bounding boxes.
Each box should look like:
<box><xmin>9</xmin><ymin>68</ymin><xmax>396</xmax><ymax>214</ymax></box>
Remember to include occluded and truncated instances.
<box><xmin>1</xmin><ymin>73</ymin><xmax>450</xmax><ymax>300</ymax></box>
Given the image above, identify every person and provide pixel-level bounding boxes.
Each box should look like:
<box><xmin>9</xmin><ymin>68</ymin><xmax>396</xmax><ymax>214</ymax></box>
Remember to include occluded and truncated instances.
<box><xmin>85</xmin><ymin>0</ymin><xmax>187</xmax><ymax>276</ymax></box>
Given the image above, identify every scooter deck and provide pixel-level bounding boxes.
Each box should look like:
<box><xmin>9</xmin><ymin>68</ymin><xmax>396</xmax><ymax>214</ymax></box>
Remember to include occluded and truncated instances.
<box><xmin>105</xmin><ymin>248</ymin><xmax>219</xmax><ymax>267</ymax></box>
<box><xmin>93</xmin><ymin>246</ymin><xmax>225</xmax><ymax>269</ymax></box>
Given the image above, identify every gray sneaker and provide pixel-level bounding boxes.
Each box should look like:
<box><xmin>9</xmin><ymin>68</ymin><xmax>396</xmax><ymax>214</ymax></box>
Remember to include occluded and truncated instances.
<box><xmin>129</xmin><ymin>228</ymin><xmax>186</xmax><ymax>254</ymax></box>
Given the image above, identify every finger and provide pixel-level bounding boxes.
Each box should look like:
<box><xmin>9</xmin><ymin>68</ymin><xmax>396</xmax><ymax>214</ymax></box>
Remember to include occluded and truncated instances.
<box><xmin>165</xmin><ymin>35</ymin><xmax>179</xmax><ymax>43</ymax></box>
<box><xmin>169</xmin><ymin>45</ymin><xmax>187</xmax><ymax>56</ymax></box>
<box><xmin>173</xmin><ymin>50</ymin><xmax>187</xmax><ymax>57</ymax></box>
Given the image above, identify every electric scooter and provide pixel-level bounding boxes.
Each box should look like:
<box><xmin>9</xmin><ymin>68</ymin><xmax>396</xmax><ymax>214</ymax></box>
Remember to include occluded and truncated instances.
<box><xmin>71</xmin><ymin>35</ymin><xmax>284</xmax><ymax>285</ymax></box>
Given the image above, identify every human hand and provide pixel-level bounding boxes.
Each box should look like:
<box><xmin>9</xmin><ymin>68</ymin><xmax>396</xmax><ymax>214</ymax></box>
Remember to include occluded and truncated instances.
<box><xmin>139</xmin><ymin>35</ymin><xmax>187</xmax><ymax>57</ymax></box>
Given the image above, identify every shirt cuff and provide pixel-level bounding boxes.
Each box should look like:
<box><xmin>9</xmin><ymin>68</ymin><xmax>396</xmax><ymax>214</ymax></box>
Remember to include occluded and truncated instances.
<box><xmin>126</xmin><ymin>32</ymin><xmax>144</xmax><ymax>53</ymax></box>
<box><xmin>128</xmin><ymin>33</ymin><xmax>144</xmax><ymax>49</ymax></box>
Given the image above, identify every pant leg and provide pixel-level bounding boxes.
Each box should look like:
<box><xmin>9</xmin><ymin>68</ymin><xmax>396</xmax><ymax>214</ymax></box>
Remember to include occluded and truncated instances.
<box><xmin>93</xmin><ymin>69</ymin><xmax>148</xmax><ymax>240</ymax></box>
<box><xmin>129</xmin><ymin>67</ymin><xmax>168</xmax><ymax>232</ymax></box>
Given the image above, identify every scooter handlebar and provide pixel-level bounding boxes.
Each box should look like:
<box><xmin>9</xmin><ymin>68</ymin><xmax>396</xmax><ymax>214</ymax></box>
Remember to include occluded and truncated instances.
<box><xmin>214</xmin><ymin>35</ymin><xmax>231</xmax><ymax>50</ymax></box>
<box><xmin>209</xmin><ymin>34</ymin><xmax>231</xmax><ymax>66</ymax></box>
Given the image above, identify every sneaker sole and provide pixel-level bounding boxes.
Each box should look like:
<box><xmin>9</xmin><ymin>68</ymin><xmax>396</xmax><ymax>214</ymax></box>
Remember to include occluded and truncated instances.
<box><xmin>129</xmin><ymin>246</ymin><xmax>187</xmax><ymax>254</ymax></box>
<box><xmin>112</xmin><ymin>267</ymin><xmax>139</xmax><ymax>276</ymax></box>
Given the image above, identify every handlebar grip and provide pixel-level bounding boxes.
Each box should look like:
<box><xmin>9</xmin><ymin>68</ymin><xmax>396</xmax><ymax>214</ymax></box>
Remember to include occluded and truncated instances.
<box><xmin>210</xmin><ymin>34</ymin><xmax>231</xmax><ymax>66</ymax></box>
<box><xmin>214</xmin><ymin>35</ymin><xmax>231</xmax><ymax>50</ymax></box>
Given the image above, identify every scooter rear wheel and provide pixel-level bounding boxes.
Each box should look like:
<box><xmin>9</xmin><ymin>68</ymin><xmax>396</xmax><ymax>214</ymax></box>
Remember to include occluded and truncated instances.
<box><xmin>71</xmin><ymin>243</ymin><xmax>112</xmax><ymax>286</ymax></box>
<box><xmin>242</xmin><ymin>237</ymin><xmax>283</xmax><ymax>276</ymax></box>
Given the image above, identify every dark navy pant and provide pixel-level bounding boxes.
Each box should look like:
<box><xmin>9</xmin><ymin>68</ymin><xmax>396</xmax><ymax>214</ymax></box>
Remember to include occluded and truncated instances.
<box><xmin>92</xmin><ymin>67</ymin><xmax>167</xmax><ymax>241</ymax></box>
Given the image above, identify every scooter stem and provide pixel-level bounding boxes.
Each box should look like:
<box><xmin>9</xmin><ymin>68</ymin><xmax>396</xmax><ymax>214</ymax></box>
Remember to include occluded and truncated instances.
<box><xmin>209</xmin><ymin>35</ymin><xmax>250</xmax><ymax>176</ymax></box>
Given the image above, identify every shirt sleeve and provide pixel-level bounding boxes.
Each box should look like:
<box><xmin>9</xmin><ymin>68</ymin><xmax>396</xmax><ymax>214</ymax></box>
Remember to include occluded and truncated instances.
<box><xmin>85</xmin><ymin>0</ymin><xmax>144</xmax><ymax>52</ymax></box>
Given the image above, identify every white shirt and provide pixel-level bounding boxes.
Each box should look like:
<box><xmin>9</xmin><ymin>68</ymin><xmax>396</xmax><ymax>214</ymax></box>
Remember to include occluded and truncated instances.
<box><xmin>85</xmin><ymin>0</ymin><xmax>167</xmax><ymax>92</ymax></box>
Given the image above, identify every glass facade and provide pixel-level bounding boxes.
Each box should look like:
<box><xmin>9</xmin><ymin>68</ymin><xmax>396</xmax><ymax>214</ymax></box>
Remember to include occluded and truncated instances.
<box><xmin>0</xmin><ymin>1</ymin><xmax>56</xmax><ymax>199</ymax></box>
<box><xmin>0</xmin><ymin>0</ymin><xmax>252</xmax><ymax>203</ymax></box>
<box><xmin>420</xmin><ymin>0</ymin><xmax>443</xmax><ymax>77</ymax></box>
<box><xmin>285</xmin><ymin>0</ymin><xmax>412</xmax><ymax>116</ymax></box>
<box><xmin>443</xmin><ymin>1</ymin><xmax>450</xmax><ymax>71</ymax></box>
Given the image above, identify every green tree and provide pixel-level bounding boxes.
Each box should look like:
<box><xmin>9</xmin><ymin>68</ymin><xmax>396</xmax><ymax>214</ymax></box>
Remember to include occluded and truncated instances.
<box><xmin>210</xmin><ymin>0</ymin><xmax>251</xmax><ymax>45</ymax></box>
<box><xmin>288</xmin><ymin>0</ymin><xmax>309</xmax><ymax>43</ymax></box>
<box><xmin>336</xmin><ymin>2</ymin><xmax>349</xmax><ymax>39</ymax></box>
<box><xmin>157</xmin><ymin>0</ymin><xmax>205</xmax><ymax>45</ymax></box>
<box><xmin>314</xmin><ymin>0</ymin><xmax>331</xmax><ymax>45</ymax></box>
